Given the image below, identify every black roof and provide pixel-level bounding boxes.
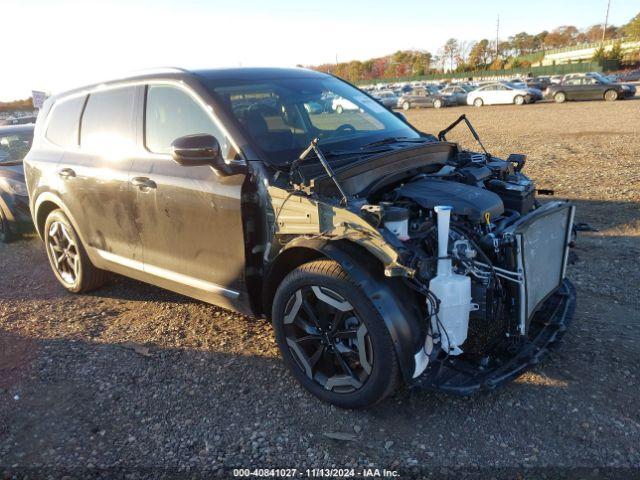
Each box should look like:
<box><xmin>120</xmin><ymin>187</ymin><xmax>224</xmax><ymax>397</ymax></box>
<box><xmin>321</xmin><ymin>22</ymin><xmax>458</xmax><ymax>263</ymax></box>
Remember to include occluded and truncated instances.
<box><xmin>193</xmin><ymin>67</ymin><xmax>327</xmax><ymax>82</ymax></box>
<box><xmin>50</xmin><ymin>67</ymin><xmax>329</xmax><ymax>103</ymax></box>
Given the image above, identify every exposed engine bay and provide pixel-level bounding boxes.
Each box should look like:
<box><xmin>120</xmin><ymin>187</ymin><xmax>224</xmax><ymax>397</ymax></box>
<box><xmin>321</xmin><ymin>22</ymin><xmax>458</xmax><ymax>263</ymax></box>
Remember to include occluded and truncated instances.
<box><xmin>280</xmin><ymin>116</ymin><xmax>576</xmax><ymax>392</ymax></box>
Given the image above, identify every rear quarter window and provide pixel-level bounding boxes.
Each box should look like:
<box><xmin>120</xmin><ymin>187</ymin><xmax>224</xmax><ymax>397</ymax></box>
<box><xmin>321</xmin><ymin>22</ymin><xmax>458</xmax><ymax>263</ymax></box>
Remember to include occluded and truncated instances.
<box><xmin>81</xmin><ymin>86</ymin><xmax>137</xmax><ymax>152</ymax></box>
<box><xmin>45</xmin><ymin>96</ymin><xmax>87</xmax><ymax>147</ymax></box>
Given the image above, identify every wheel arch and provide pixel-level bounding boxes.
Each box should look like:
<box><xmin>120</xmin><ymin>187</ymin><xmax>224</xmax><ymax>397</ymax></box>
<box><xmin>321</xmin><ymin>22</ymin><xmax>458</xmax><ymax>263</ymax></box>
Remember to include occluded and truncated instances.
<box><xmin>263</xmin><ymin>237</ymin><xmax>425</xmax><ymax>381</ymax></box>
<box><xmin>33</xmin><ymin>192</ymin><xmax>80</xmax><ymax>241</ymax></box>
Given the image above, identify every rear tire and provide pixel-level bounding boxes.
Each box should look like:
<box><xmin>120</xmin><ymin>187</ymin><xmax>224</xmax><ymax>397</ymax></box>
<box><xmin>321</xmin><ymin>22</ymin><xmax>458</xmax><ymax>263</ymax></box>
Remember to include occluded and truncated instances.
<box><xmin>44</xmin><ymin>209</ymin><xmax>108</xmax><ymax>293</ymax></box>
<box><xmin>0</xmin><ymin>209</ymin><xmax>15</xmax><ymax>243</ymax></box>
<box><xmin>604</xmin><ymin>89</ymin><xmax>618</xmax><ymax>101</ymax></box>
<box><xmin>514</xmin><ymin>95</ymin><xmax>525</xmax><ymax>105</ymax></box>
<box><xmin>554</xmin><ymin>92</ymin><xmax>566</xmax><ymax>103</ymax></box>
<box><xmin>402</xmin><ymin>102</ymin><xmax>411</xmax><ymax>111</ymax></box>
<box><xmin>473</xmin><ymin>97</ymin><xmax>483</xmax><ymax>107</ymax></box>
<box><xmin>272</xmin><ymin>260</ymin><xmax>400</xmax><ymax>409</ymax></box>
<box><xmin>433</xmin><ymin>98</ymin><xmax>443</xmax><ymax>109</ymax></box>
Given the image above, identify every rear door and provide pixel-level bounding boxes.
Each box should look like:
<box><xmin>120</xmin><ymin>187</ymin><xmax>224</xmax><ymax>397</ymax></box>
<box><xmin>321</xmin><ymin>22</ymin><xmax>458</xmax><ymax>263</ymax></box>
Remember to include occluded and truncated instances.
<box><xmin>129</xmin><ymin>83</ymin><xmax>248</xmax><ymax>310</ymax></box>
<box><xmin>55</xmin><ymin>85</ymin><xmax>142</xmax><ymax>264</ymax></box>
<box><xmin>562</xmin><ymin>78</ymin><xmax>584</xmax><ymax>100</ymax></box>
<box><xmin>582</xmin><ymin>77</ymin><xmax>604</xmax><ymax>99</ymax></box>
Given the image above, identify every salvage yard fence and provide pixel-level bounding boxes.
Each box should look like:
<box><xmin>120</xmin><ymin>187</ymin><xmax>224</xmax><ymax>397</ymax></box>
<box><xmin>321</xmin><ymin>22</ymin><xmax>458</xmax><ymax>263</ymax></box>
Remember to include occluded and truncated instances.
<box><xmin>360</xmin><ymin>61</ymin><xmax>620</xmax><ymax>85</ymax></box>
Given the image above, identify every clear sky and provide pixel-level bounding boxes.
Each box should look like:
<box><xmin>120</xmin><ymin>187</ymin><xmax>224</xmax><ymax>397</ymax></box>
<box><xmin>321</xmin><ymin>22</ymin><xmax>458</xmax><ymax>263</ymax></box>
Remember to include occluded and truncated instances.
<box><xmin>2</xmin><ymin>0</ymin><xmax>638</xmax><ymax>101</ymax></box>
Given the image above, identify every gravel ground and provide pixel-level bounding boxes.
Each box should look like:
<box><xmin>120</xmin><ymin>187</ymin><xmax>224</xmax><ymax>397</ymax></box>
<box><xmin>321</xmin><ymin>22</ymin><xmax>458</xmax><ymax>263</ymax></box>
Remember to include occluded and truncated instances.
<box><xmin>1</xmin><ymin>98</ymin><xmax>639</xmax><ymax>479</ymax></box>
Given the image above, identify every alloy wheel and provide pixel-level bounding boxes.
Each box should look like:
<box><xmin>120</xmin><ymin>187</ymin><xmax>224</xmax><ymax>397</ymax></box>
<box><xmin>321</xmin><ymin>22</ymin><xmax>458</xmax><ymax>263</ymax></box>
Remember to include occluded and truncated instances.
<box><xmin>47</xmin><ymin>221</ymin><xmax>80</xmax><ymax>285</ymax></box>
<box><xmin>282</xmin><ymin>286</ymin><xmax>373</xmax><ymax>393</ymax></box>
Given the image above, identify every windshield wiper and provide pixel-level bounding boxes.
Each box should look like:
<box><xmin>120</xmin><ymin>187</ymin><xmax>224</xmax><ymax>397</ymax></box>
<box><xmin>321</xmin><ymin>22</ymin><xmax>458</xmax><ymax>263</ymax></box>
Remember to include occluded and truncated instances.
<box><xmin>361</xmin><ymin>136</ymin><xmax>428</xmax><ymax>149</ymax></box>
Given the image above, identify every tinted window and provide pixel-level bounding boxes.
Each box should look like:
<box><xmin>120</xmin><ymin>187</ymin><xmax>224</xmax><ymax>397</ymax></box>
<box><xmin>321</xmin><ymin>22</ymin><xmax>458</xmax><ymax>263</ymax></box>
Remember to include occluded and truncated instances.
<box><xmin>145</xmin><ymin>85</ymin><xmax>227</xmax><ymax>156</ymax></box>
<box><xmin>45</xmin><ymin>96</ymin><xmax>86</xmax><ymax>147</ymax></box>
<box><xmin>81</xmin><ymin>86</ymin><xmax>136</xmax><ymax>152</ymax></box>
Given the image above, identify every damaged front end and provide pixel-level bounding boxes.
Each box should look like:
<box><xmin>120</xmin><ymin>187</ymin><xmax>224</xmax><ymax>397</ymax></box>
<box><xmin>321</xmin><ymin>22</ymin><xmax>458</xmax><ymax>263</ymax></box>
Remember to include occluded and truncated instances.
<box><xmin>262</xmin><ymin>122</ymin><xmax>576</xmax><ymax>395</ymax></box>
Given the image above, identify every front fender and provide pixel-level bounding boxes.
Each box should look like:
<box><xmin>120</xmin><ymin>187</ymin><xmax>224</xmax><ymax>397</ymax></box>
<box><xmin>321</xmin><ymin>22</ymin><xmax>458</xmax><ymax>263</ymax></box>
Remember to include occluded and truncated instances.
<box><xmin>279</xmin><ymin>237</ymin><xmax>426</xmax><ymax>382</ymax></box>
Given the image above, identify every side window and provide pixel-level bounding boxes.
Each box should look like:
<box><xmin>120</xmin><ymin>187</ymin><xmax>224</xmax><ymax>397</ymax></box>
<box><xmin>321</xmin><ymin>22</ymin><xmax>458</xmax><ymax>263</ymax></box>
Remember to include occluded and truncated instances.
<box><xmin>145</xmin><ymin>85</ymin><xmax>228</xmax><ymax>156</ymax></box>
<box><xmin>81</xmin><ymin>86</ymin><xmax>136</xmax><ymax>152</ymax></box>
<box><xmin>45</xmin><ymin>95</ymin><xmax>86</xmax><ymax>147</ymax></box>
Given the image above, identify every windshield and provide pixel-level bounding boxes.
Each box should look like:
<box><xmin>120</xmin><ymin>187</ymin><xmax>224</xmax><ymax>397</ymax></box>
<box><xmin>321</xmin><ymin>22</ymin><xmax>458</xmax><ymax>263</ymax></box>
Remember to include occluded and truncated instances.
<box><xmin>205</xmin><ymin>76</ymin><xmax>419</xmax><ymax>165</ymax></box>
<box><xmin>0</xmin><ymin>131</ymin><xmax>33</xmax><ymax>163</ymax></box>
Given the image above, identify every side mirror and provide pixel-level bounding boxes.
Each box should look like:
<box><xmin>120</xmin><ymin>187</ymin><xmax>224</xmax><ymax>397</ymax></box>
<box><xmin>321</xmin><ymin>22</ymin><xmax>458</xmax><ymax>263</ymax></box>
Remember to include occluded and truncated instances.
<box><xmin>170</xmin><ymin>134</ymin><xmax>221</xmax><ymax>167</ymax></box>
<box><xmin>170</xmin><ymin>134</ymin><xmax>244</xmax><ymax>176</ymax></box>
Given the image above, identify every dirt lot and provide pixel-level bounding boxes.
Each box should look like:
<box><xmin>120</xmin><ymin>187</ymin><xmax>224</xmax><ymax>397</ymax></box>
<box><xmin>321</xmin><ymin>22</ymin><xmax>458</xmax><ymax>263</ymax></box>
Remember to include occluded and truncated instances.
<box><xmin>1</xmin><ymin>98</ymin><xmax>639</xmax><ymax>479</ymax></box>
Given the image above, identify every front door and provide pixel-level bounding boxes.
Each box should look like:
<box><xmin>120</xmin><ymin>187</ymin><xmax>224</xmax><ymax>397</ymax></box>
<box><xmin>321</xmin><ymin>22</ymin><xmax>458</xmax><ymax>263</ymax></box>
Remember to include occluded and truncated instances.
<box><xmin>129</xmin><ymin>83</ymin><xmax>248</xmax><ymax>310</ymax></box>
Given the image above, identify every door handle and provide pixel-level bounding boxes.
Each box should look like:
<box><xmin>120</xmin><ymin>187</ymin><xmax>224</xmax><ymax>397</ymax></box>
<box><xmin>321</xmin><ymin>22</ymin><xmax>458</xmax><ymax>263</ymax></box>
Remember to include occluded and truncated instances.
<box><xmin>58</xmin><ymin>168</ymin><xmax>76</xmax><ymax>179</ymax></box>
<box><xmin>131</xmin><ymin>177</ymin><xmax>157</xmax><ymax>190</ymax></box>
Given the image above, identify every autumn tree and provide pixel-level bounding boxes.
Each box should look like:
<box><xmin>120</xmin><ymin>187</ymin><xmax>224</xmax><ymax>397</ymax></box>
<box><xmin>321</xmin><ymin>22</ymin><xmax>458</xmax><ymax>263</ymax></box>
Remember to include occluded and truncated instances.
<box><xmin>468</xmin><ymin>39</ymin><xmax>492</xmax><ymax>68</ymax></box>
<box><xmin>623</xmin><ymin>12</ymin><xmax>640</xmax><ymax>40</ymax></box>
<box><xmin>442</xmin><ymin>38</ymin><xmax>459</xmax><ymax>72</ymax></box>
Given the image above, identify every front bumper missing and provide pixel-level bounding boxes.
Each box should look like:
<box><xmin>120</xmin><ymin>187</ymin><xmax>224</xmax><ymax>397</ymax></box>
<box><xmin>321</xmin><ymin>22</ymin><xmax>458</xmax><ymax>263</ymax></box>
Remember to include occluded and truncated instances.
<box><xmin>412</xmin><ymin>279</ymin><xmax>576</xmax><ymax>395</ymax></box>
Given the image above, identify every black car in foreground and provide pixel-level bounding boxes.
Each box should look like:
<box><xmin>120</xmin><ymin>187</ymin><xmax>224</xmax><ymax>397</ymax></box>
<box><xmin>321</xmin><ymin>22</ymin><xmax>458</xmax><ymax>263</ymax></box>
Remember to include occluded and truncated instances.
<box><xmin>545</xmin><ymin>73</ymin><xmax>636</xmax><ymax>102</ymax></box>
<box><xmin>0</xmin><ymin>124</ymin><xmax>34</xmax><ymax>242</ymax></box>
<box><xmin>25</xmin><ymin>67</ymin><xmax>576</xmax><ymax>408</ymax></box>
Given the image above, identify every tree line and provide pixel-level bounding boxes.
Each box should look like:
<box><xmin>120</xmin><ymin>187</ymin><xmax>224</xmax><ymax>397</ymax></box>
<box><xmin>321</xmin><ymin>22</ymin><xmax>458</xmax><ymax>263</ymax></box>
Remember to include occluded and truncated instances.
<box><xmin>310</xmin><ymin>12</ymin><xmax>640</xmax><ymax>82</ymax></box>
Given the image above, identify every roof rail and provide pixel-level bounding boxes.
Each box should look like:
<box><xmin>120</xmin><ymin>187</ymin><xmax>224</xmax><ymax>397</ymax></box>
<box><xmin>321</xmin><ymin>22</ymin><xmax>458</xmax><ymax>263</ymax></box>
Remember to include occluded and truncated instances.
<box><xmin>124</xmin><ymin>66</ymin><xmax>190</xmax><ymax>76</ymax></box>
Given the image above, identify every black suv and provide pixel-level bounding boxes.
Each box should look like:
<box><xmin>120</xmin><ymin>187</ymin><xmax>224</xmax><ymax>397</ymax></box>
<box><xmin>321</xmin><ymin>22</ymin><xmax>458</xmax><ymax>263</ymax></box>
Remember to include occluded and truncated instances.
<box><xmin>25</xmin><ymin>67</ymin><xmax>576</xmax><ymax>408</ymax></box>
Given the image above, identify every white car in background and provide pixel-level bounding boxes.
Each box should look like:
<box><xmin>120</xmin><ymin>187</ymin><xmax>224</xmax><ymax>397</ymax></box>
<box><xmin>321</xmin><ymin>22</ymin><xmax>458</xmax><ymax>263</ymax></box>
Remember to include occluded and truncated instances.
<box><xmin>466</xmin><ymin>82</ymin><xmax>542</xmax><ymax>107</ymax></box>
<box><xmin>332</xmin><ymin>96</ymin><xmax>360</xmax><ymax>114</ymax></box>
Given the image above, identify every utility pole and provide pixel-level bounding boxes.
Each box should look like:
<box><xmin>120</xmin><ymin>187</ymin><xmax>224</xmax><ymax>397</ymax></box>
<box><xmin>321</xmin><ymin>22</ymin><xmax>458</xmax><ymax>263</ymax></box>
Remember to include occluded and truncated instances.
<box><xmin>601</xmin><ymin>0</ymin><xmax>611</xmax><ymax>43</ymax></box>
<box><xmin>496</xmin><ymin>15</ymin><xmax>500</xmax><ymax>59</ymax></box>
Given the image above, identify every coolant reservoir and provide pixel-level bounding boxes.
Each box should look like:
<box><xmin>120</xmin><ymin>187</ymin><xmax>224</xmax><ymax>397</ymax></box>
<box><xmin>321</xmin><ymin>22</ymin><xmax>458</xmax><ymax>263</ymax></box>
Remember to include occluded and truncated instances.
<box><xmin>381</xmin><ymin>204</ymin><xmax>409</xmax><ymax>241</ymax></box>
<box><xmin>428</xmin><ymin>206</ymin><xmax>475</xmax><ymax>356</ymax></box>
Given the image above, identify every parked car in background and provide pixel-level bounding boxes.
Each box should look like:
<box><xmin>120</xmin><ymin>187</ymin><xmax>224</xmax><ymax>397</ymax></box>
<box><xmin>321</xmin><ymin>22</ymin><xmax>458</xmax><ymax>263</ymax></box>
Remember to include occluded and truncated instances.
<box><xmin>439</xmin><ymin>84</ymin><xmax>475</xmax><ymax>106</ymax></box>
<box><xmin>546</xmin><ymin>74</ymin><xmax>636</xmax><ymax>102</ymax></box>
<box><xmin>1</xmin><ymin>115</ymin><xmax>38</xmax><ymax>126</ymax></box>
<box><xmin>617</xmin><ymin>69</ymin><xmax>640</xmax><ymax>82</ymax></box>
<box><xmin>371</xmin><ymin>90</ymin><xmax>399</xmax><ymax>108</ymax></box>
<box><xmin>507</xmin><ymin>82</ymin><xmax>543</xmax><ymax>102</ymax></box>
<box><xmin>0</xmin><ymin>124</ymin><xmax>34</xmax><ymax>242</ymax></box>
<box><xmin>524</xmin><ymin>77</ymin><xmax>550</xmax><ymax>91</ymax></box>
<box><xmin>303</xmin><ymin>101</ymin><xmax>324</xmax><ymax>114</ymax></box>
<box><xmin>466</xmin><ymin>82</ymin><xmax>541</xmax><ymax>107</ymax></box>
<box><xmin>332</xmin><ymin>96</ymin><xmax>361</xmax><ymax>114</ymax></box>
<box><xmin>397</xmin><ymin>87</ymin><xmax>453</xmax><ymax>110</ymax></box>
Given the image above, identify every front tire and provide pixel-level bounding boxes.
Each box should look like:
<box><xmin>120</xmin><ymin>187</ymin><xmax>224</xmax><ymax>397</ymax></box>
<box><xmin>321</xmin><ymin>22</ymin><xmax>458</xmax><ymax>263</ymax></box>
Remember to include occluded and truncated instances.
<box><xmin>604</xmin><ymin>89</ymin><xmax>618</xmax><ymax>101</ymax></box>
<box><xmin>402</xmin><ymin>101</ymin><xmax>411</xmax><ymax>111</ymax></box>
<box><xmin>433</xmin><ymin>98</ymin><xmax>443</xmax><ymax>109</ymax></box>
<box><xmin>514</xmin><ymin>95</ymin><xmax>525</xmax><ymax>105</ymax></box>
<box><xmin>554</xmin><ymin>92</ymin><xmax>566</xmax><ymax>103</ymax></box>
<box><xmin>44</xmin><ymin>209</ymin><xmax>108</xmax><ymax>293</ymax></box>
<box><xmin>272</xmin><ymin>260</ymin><xmax>400</xmax><ymax>409</ymax></box>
